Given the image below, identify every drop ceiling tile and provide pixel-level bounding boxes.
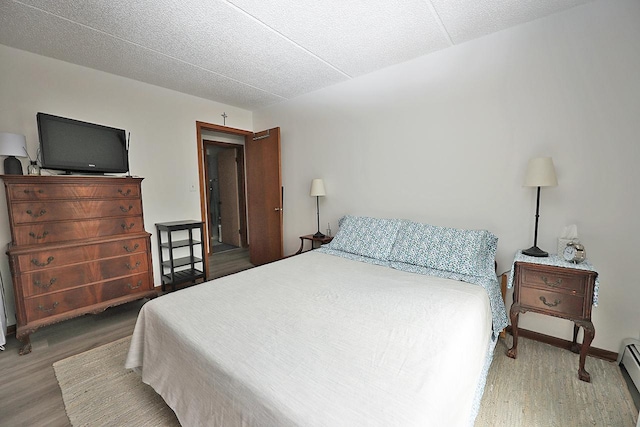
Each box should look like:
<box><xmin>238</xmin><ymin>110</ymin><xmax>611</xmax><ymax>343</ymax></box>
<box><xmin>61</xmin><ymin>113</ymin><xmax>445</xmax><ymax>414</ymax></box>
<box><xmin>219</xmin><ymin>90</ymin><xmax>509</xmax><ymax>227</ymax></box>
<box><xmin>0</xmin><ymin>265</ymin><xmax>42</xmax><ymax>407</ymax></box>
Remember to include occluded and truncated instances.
<box><xmin>14</xmin><ymin>0</ymin><xmax>349</xmax><ymax>98</ymax></box>
<box><xmin>0</xmin><ymin>1</ymin><xmax>283</xmax><ymax>109</ymax></box>
<box><xmin>228</xmin><ymin>0</ymin><xmax>452</xmax><ymax>77</ymax></box>
<box><xmin>429</xmin><ymin>0</ymin><xmax>594</xmax><ymax>44</ymax></box>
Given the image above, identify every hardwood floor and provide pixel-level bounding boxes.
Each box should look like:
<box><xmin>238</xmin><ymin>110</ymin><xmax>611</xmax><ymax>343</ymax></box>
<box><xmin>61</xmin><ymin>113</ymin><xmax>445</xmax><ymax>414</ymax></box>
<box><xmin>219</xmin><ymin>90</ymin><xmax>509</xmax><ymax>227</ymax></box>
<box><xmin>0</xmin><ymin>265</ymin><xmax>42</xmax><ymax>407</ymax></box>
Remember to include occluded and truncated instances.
<box><xmin>0</xmin><ymin>252</ymin><xmax>254</xmax><ymax>427</ymax></box>
<box><xmin>0</xmin><ymin>299</ymin><xmax>146</xmax><ymax>427</ymax></box>
<box><xmin>208</xmin><ymin>247</ymin><xmax>254</xmax><ymax>279</ymax></box>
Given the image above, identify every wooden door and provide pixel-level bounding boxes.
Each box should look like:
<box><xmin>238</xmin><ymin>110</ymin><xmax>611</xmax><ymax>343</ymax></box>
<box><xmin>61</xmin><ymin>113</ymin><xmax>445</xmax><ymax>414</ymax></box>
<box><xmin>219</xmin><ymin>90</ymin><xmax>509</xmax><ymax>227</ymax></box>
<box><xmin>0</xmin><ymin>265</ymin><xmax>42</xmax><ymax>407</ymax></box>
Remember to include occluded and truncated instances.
<box><xmin>245</xmin><ymin>128</ymin><xmax>283</xmax><ymax>265</ymax></box>
<box><xmin>217</xmin><ymin>148</ymin><xmax>241</xmax><ymax>247</ymax></box>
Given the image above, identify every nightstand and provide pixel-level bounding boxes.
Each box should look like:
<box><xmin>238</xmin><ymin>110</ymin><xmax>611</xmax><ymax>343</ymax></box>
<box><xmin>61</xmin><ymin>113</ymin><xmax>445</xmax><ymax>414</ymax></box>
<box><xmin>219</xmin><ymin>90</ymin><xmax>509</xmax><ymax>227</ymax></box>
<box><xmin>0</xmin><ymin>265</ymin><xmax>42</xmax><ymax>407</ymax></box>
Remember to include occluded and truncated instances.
<box><xmin>506</xmin><ymin>252</ymin><xmax>598</xmax><ymax>382</ymax></box>
<box><xmin>295</xmin><ymin>234</ymin><xmax>333</xmax><ymax>254</ymax></box>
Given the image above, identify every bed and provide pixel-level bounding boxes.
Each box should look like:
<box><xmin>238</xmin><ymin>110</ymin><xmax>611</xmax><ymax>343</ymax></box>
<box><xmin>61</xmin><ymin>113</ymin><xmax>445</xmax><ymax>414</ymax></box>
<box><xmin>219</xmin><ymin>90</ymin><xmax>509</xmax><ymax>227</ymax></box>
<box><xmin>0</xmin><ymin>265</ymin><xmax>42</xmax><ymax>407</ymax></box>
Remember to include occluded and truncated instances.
<box><xmin>126</xmin><ymin>216</ymin><xmax>508</xmax><ymax>426</ymax></box>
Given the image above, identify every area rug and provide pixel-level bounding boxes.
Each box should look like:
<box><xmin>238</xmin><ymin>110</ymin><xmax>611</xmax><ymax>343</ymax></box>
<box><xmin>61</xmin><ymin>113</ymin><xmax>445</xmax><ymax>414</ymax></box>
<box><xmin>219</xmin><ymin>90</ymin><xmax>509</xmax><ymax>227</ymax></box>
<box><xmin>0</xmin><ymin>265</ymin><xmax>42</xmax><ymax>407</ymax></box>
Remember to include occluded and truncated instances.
<box><xmin>54</xmin><ymin>336</ymin><xmax>638</xmax><ymax>426</ymax></box>
<box><xmin>53</xmin><ymin>336</ymin><xmax>180</xmax><ymax>426</ymax></box>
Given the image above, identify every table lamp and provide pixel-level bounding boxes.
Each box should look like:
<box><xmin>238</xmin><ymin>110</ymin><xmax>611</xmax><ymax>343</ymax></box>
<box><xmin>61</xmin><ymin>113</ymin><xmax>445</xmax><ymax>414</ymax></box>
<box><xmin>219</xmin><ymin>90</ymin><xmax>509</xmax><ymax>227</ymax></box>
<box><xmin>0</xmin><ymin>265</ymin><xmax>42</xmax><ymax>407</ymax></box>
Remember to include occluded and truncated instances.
<box><xmin>0</xmin><ymin>132</ymin><xmax>27</xmax><ymax>175</ymax></box>
<box><xmin>522</xmin><ymin>157</ymin><xmax>558</xmax><ymax>257</ymax></box>
<box><xmin>310</xmin><ymin>179</ymin><xmax>326</xmax><ymax>238</ymax></box>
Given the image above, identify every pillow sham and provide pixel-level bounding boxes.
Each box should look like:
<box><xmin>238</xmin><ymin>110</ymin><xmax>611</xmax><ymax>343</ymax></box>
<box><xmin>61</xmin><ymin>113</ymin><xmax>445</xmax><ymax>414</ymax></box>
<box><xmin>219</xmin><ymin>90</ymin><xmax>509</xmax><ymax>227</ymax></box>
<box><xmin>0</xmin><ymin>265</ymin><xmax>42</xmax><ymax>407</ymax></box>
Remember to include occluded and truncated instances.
<box><xmin>325</xmin><ymin>215</ymin><xmax>405</xmax><ymax>261</ymax></box>
<box><xmin>389</xmin><ymin>221</ymin><xmax>497</xmax><ymax>277</ymax></box>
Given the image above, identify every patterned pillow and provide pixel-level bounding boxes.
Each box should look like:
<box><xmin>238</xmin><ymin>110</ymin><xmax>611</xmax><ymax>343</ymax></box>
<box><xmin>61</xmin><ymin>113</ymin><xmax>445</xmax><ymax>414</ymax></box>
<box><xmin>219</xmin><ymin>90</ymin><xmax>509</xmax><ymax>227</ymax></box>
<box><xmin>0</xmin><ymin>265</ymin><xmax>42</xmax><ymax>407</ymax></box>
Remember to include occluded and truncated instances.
<box><xmin>325</xmin><ymin>215</ymin><xmax>405</xmax><ymax>261</ymax></box>
<box><xmin>389</xmin><ymin>221</ymin><xmax>497</xmax><ymax>277</ymax></box>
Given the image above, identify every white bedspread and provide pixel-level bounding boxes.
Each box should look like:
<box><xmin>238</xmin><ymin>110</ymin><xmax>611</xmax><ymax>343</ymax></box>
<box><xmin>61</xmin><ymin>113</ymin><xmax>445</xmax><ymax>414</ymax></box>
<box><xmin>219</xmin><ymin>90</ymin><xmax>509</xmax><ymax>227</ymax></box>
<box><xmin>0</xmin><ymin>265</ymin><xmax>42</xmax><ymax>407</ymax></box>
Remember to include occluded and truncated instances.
<box><xmin>126</xmin><ymin>251</ymin><xmax>493</xmax><ymax>426</ymax></box>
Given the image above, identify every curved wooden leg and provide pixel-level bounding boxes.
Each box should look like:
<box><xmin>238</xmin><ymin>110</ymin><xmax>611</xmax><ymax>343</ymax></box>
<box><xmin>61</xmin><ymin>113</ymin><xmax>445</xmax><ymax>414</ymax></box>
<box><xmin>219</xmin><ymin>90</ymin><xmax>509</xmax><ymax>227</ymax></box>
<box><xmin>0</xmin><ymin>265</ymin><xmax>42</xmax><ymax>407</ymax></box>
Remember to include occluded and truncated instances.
<box><xmin>18</xmin><ymin>334</ymin><xmax>32</xmax><ymax>355</ymax></box>
<box><xmin>507</xmin><ymin>304</ymin><xmax>521</xmax><ymax>359</ymax></box>
<box><xmin>295</xmin><ymin>238</ymin><xmax>304</xmax><ymax>255</ymax></box>
<box><xmin>576</xmin><ymin>320</ymin><xmax>595</xmax><ymax>382</ymax></box>
<box><xmin>570</xmin><ymin>323</ymin><xmax>580</xmax><ymax>353</ymax></box>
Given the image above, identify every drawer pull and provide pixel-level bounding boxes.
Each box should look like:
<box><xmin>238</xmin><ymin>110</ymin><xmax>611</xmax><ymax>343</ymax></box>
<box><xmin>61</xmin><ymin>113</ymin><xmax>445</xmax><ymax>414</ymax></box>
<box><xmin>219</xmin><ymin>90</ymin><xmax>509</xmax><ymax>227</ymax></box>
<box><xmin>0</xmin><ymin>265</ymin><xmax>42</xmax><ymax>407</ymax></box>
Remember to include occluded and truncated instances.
<box><xmin>26</xmin><ymin>209</ymin><xmax>47</xmax><ymax>218</ymax></box>
<box><xmin>123</xmin><ymin>243</ymin><xmax>140</xmax><ymax>253</ymax></box>
<box><xmin>31</xmin><ymin>256</ymin><xmax>54</xmax><ymax>267</ymax></box>
<box><xmin>37</xmin><ymin>302</ymin><xmax>59</xmax><ymax>313</ymax></box>
<box><xmin>539</xmin><ymin>296</ymin><xmax>561</xmax><ymax>307</ymax></box>
<box><xmin>541</xmin><ymin>276</ymin><xmax>563</xmax><ymax>287</ymax></box>
<box><xmin>29</xmin><ymin>231</ymin><xmax>49</xmax><ymax>240</ymax></box>
<box><xmin>120</xmin><ymin>205</ymin><xmax>133</xmax><ymax>213</ymax></box>
<box><xmin>121</xmin><ymin>222</ymin><xmax>135</xmax><ymax>231</ymax></box>
<box><xmin>118</xmin><ymin>188</ymin><xmax>132</xmax><ymax>196</ymax></box>
<box><xmin>34</xmin><ymin>278</ymin><xmax>57</xmax><ymax>289</ymax></box>
<box><xmin>23</xmin><ymin>189</ymin><xmax>44</xmax><ymax>194</ymax></box>
<box><xmin>127</xmin><ymin>280</ymin><xmax>143</xmax><ymax>290</ymax></box>
<box><xmin>126</xmin><ymin>261</ymin><xmax>141</xmax><ymax>270</ymax></box>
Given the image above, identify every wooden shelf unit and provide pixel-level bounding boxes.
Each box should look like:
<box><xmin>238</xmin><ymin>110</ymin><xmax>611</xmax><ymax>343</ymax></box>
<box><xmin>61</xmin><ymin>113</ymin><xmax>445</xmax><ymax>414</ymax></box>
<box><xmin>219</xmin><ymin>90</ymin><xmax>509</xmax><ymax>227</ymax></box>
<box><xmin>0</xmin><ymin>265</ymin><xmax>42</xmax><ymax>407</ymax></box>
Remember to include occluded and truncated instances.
<box><xmin>156</xmin><ymin>220</ymin><xmax>206</xmax><ymax>291</ymax></box>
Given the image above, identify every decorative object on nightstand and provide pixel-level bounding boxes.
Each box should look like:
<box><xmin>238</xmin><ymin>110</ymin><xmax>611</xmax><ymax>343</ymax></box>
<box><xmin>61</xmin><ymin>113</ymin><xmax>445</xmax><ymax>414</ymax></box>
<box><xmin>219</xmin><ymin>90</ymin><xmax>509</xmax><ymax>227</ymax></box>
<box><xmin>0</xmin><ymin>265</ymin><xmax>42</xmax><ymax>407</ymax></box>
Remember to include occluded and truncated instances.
<box><xmin>563</xmin><ymin>241</ymin><xmax>586</xmax><ymax>264</ymax></box>
<box><xmin>522</xmin><ymin>156</ymin><xmax>558</xmax><ymax>257</ymax></box>
<box><xmin>506</xmin><ymin>251</ymin><xmax>599</xmax><ymax>382</ymax></box>
<box><xmin>0</xmin><ymin>132</ymin><xmax>27</xmax><ymax>175</ymax></box>
<box><xmin>310</xmin><ymin>178</ymin><xmax>326</xmax><ymax>238</ymax></box>
<box><xmin>296</xmin><ymin>234</ymin><xmax>333</xmax><ymax>255</ymax></box>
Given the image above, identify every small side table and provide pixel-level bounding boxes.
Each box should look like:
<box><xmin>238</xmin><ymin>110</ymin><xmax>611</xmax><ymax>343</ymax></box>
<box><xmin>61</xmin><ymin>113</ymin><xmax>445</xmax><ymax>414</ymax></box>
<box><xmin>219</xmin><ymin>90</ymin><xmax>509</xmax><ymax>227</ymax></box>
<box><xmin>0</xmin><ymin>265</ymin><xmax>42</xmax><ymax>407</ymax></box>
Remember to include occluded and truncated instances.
<box><xmin>295</xmin><ymin>234</ymin><xmax>333</xmax><ymax>254</ymax></box>
<box><xmin>507</xmin><ymin>252</ymin><xmax>598</xmax><ymax>382</ymax></box>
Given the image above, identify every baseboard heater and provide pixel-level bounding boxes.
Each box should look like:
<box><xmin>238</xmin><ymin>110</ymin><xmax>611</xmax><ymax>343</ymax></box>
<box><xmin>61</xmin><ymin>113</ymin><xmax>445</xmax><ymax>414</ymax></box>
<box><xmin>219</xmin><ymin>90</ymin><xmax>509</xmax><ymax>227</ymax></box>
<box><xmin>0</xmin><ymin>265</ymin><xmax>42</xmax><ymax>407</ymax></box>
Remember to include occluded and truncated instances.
<box><xmin>618</xmin><ymin>339</ymin><xmax>640</xmax><ymax>427</ymax></box>
<box><xmin>620</xmin><ymin>339</ymin><xmax>640</xmax><ymax>393</ymax></box>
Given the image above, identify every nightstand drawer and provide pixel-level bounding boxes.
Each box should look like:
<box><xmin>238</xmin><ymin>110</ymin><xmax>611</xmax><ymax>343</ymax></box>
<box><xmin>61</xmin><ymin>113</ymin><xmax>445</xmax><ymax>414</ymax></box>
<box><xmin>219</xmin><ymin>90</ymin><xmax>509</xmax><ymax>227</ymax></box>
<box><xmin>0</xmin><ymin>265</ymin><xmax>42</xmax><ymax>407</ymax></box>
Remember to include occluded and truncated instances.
<box><xmin>520</xmin><ymin>287</ymin><xmax>586</xmax><ymax>318</ymax></box>
<box><xmin>520</xmin><ymin>264</ymin><xmax>586</xmax><ymax>295</ymax></box>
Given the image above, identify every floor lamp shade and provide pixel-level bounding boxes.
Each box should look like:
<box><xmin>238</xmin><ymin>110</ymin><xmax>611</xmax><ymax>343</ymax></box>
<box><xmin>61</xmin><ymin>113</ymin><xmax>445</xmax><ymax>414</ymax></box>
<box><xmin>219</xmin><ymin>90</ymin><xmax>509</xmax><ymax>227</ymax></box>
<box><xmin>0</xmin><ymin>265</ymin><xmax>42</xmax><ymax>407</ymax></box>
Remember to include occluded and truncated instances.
<box><xmin>0</xmin><ymin>132</ymin><xmax>27</xmax><ymax>175</ymax></box>
<box><xmin>522</xmin><ymin>157</ymin><xmax>557</xmax><ymax>257</ymax></box>
<box><xmin>310</xmin><ymin>179</ymin><xmax>326</xmax><ymax>238</ymax></box>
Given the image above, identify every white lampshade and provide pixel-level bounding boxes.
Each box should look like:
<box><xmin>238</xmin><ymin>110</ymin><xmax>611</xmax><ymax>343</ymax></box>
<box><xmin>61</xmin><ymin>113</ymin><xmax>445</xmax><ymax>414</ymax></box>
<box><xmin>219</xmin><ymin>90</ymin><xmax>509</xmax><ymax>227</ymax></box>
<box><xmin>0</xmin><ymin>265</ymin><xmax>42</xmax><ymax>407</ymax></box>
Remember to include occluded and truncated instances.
<box><xmin>309</xmin><ymin>178</ymin><xmax>326</xmax><ymax>197</ymax></box>
<box><xmin>0</xmin><ymin>132</ymin><xmax>28</xmax><ymax>157</ymax></box>
<box><xmin>523</xmin><ymin>157</ymin><xmax>558</xmax><ymax>187</ymax></box>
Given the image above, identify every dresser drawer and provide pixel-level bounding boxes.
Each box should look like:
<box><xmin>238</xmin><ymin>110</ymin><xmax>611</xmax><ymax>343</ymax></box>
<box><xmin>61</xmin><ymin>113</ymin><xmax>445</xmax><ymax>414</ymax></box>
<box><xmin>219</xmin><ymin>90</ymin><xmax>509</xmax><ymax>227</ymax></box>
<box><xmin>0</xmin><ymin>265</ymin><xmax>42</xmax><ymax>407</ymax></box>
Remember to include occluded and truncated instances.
<box><xmin>520</xmin><ymin>287</ymin><xmax>586</xmax><ymax>318</ymax></box>
<box><xmin>15</xmin><ymin>236</ymin><xmax>148</xmax><ymax>272</ymax></box>
<box><xmin>24</xmin><ymin>272</ymin><xmax>152</xmax><ymax>322</ymax></box>
<box><xmin>8</xmin><ymin>182</ymin><xmax>140</xmax><ymax>201</ymax></box>
<box><xmin>21</xmin><ymin>252</ymin><xmax>149</xmax><ymax>297</ymax></box>
<box><xmin>520</xmin><ymin>264</ymin><xmax>586</xmax><ymax>295</ymax></box>
<box><xmin>14</xmin><ymin>217</ymin><xmax>145</xmax><ymax>246</ymax></box>
<box><xmin>11</xmin><ymin>200</ymin><xmax>143</xmax><ymax>224</ymax></box>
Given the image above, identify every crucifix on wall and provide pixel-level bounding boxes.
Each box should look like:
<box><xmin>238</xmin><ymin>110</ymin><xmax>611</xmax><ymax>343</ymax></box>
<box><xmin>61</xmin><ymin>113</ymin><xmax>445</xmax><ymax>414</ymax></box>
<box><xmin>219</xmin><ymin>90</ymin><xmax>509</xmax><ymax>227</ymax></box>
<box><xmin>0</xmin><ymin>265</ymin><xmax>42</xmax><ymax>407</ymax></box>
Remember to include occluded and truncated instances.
<box><xmin>221</xmin><ymin>112</ymin><xmax>228</xmax><ymax>126</ymax></box>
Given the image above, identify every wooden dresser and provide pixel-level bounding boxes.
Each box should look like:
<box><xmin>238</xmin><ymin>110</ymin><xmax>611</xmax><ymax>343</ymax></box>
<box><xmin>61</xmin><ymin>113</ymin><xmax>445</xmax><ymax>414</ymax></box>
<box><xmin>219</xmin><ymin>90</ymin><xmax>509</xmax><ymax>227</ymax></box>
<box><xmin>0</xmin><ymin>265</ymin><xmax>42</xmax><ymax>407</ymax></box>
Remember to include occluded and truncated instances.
<box><xmin>2</xmin><ymin>175</ymin><xmax>156</xmax><ymax>354</ymax></box>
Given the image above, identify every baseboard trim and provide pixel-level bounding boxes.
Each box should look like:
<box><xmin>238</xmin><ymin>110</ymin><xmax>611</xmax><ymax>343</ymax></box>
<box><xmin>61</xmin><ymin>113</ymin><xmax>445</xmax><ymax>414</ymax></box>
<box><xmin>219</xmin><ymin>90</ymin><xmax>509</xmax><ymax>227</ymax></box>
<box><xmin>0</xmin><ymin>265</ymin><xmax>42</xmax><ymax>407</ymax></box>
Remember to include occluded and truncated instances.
<box><xmin>505</xmin><ymin>326</ymin><xmax>618</xmax><ymax>362</ymax></box>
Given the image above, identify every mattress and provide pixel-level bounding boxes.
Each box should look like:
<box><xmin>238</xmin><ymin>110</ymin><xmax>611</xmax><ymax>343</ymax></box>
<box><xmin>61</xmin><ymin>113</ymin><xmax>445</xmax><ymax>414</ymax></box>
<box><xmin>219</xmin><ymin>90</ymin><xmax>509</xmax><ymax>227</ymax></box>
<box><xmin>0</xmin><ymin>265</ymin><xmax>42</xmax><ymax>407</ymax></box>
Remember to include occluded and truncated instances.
<box><xmin>125</xmin><ymin>250</ymin><xmax>494</xmax><ymax>426</ymax></box>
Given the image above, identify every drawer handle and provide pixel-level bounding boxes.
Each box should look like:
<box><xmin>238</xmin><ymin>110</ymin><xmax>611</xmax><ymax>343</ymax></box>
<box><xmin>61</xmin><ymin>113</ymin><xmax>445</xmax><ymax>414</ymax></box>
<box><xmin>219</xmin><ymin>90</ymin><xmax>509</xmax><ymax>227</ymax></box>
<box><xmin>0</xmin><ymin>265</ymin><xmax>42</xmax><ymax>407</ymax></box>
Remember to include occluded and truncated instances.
<box><xmin>126</xmin><ymin>261</ymin><xmax>141</xmax><ymax>270</ymax></box>
<box><xmin>541</xmin><ymin>276</ymin><xmax>563</xmax><ymax>287</ymax></box>
<box><xmin>31</xmin><ymin>256</ymin><xmax>54</xmax><ymax>267</ymax></box>
<box><xmin>120</xmin><ymin>205</ymin><xmax>133</xmax><ymax>213</ymax></box>
<box><xmin>34</xmin><ymin>278</ymin><xmax>57</xmax><ymax>289</ymax></box>
<box><xmin>123</xmin><ymin>243</ymin><xmax>139</xmax><ymax>253</ymax></box>
<box><xmin>37</xmin><ymin>302</ymin><xmax>59</xmax><ymax>313</ymax></box>
<box><xmin>127</xmin><ymin>280</ymin><xmax>143</xmax><ymax>290</ymax></box>
<box><xmin>539</xmin><ymin>296</ymin><xmax>561</xmax><ymax>307</ymax></box>
<box><xmin>26</xmin><ymin>209</ymin><xmax>47</xmax><ymax>218</ymax></box>
<box><xmin>23</xmin><ymin>189</ymin><xmax>44</xmax><ymax>194</ymax></box>
<box><xmin>118</xmin><ymin>189</ymin><xmax>132</xmax><ymax>196</ymax></box>
<box><xmin>121</xmin><ymin>222</ymin><xmax>135</xmax><ymax>231</ymax></box>
<box><xmin>29</xmin><ymin>231</ymin><xmax>49</xmax><ymax>240</ymax></box>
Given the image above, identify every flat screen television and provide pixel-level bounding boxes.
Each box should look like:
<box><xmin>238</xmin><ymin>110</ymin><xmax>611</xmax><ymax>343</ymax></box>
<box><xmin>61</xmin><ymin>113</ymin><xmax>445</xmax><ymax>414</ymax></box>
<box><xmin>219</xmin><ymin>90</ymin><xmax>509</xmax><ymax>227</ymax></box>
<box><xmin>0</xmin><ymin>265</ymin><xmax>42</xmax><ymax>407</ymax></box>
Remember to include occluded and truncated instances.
<box><xmin>37</xmin><ymin>113</ymin><xmax>129</xmax><ymax>174</ymax></box>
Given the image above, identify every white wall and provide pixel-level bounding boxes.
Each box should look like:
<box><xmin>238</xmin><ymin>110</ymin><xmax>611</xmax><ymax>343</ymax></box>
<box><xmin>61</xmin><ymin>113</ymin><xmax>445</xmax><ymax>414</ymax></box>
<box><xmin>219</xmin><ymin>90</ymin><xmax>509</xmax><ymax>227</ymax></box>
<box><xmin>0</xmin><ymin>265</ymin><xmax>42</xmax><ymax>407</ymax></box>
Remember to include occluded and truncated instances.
<box><xmin>254</xmin><ymin>0</ymin><xmax>640</xmax><ymax>353</ymax></box>
<box><xmin>0</xmin><ymin>44</ymin><xmax>252</xmax><ymax>325</ymax></box>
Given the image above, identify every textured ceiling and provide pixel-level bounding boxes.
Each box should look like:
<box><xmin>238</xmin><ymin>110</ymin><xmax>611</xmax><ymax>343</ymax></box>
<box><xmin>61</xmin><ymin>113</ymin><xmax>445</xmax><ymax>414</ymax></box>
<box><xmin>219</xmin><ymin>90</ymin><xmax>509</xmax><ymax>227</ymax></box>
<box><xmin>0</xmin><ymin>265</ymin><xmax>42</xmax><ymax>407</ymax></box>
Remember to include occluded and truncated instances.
<box><xmin>0</xmin><ymin>0</ymin><xmax>594</xmax><ymax>111</ymax></box>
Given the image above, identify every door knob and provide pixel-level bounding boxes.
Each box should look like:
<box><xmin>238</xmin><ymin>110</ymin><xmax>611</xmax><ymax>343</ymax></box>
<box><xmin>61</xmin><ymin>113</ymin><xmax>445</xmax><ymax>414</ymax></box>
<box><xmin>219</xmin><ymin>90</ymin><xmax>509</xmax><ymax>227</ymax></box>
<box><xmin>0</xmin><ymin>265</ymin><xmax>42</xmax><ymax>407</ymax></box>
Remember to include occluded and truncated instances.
<box><xmin>274</xmin><ymin>207</ymin><xmax>282</xmax><ymax>211</ymax></box>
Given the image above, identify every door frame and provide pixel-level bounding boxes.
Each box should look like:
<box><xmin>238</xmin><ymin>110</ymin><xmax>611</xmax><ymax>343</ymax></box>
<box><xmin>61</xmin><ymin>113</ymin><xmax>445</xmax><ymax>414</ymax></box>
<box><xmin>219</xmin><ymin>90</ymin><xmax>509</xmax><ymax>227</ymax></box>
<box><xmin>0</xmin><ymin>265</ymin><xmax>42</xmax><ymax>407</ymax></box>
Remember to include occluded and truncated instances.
<box><xmin>196</xmin><ymin>122</ymin><xmax>252</xmax><ymax>276</ymax></box>
<box><xmin>203</xmin><ymin>140</ymin><xmax>248</xmax><ymax>250</ymax></box>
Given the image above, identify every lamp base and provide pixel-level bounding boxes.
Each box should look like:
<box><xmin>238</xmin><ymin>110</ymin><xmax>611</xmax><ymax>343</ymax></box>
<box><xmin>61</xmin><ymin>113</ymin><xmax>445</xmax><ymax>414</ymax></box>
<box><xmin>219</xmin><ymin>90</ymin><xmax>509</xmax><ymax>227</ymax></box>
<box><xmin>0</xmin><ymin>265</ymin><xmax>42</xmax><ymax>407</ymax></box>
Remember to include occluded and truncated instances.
<box><xmin>4</xmin><ymin>156</ymin><xmax>23</xmax><ymax>175</ymax></box>
<box><xmin>313</xmin><ymin>231</ymin><xmax>326</xmax><ymax>238</ymax></box>
<box><xmin>522</xmin><ymin>245</ymin><xmax>549</xmax><ymax>257</ymax></box>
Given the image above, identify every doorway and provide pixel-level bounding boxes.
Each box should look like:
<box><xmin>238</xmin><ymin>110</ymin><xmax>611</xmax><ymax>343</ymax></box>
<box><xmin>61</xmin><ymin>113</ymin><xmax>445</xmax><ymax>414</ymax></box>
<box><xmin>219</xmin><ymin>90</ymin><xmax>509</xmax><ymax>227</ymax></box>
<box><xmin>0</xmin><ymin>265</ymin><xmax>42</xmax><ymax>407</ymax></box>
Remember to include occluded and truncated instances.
<box><xmin>205</xmin><ymin>141</ymin><xmax>248</xmax><ymax>250</ymax></box>
<box><xmin>196</xmin><ymin>122</ymin><xmax>283</xmax><ymax>279</ymax></box>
